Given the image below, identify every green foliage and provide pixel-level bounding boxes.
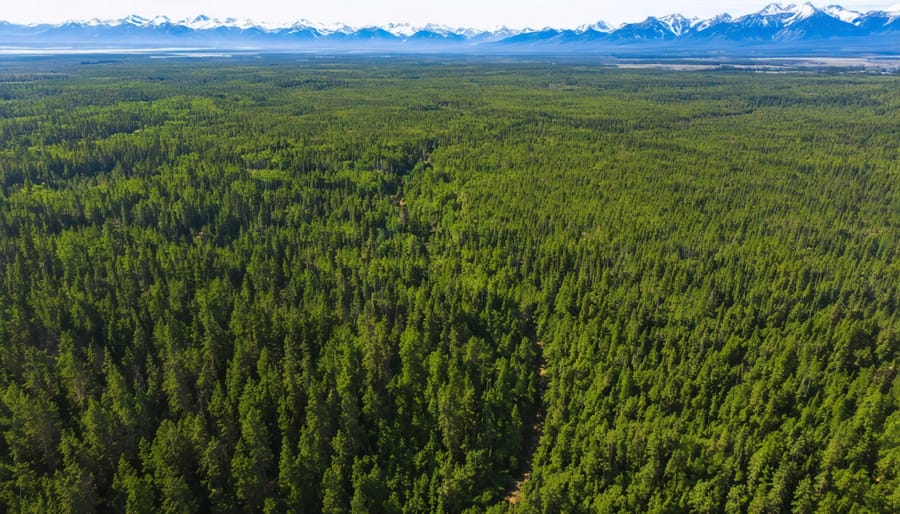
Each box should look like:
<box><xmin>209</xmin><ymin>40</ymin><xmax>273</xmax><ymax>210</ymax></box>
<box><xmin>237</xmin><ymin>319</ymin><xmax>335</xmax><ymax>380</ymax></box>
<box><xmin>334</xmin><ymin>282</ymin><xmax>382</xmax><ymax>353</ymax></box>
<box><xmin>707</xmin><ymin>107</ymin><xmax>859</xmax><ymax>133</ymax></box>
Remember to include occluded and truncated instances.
<box><xmin>0</xmin><ymin>56</ymin><xmax>896</xmax><ymax>512</ymax></box>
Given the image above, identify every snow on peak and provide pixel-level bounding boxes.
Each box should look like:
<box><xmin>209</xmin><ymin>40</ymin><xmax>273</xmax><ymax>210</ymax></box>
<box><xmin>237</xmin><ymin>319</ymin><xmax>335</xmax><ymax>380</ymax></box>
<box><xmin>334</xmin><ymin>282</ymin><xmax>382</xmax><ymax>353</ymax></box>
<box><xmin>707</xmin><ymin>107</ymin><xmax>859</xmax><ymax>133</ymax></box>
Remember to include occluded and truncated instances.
<box><xmin>792</xmin><ymin>2</ymin><xmax>820</xmax><ymax>20</ymax></box>
<box><xmin>8</xmin><ymin>4</ymin><xmax>894</xmax><ymax>42</ymax></box>
<box><xmin>823</xmin><ymin>5</ymin><xmax>861</xmax><ymax>23</ymax></box>
<box><xmin>576</xmin><ymin>20</ymin><xmax>612</xmax><ymax>33</ymax></box>
<box><xmin>304</xmin><ymin>21</ymin><xmax>355</xmax><ymax>35</ymax></box>
<box><xmin>426</xmin><ymin>24</ymin><xmax>463</xmax><ymax>35</ymax></box>
<box><xmin>659</xmin><ymin>14</ymin><xmax>697</xmax><ymax>35</ymax></box>
<box><xmin>759</xmin><ymin>3</ymin><xmax>792</xmax><ymax>15</ymax></box>
<box><xmin>375</xmin><ymin>23</ymin><xmax>472</xmax><ymax>38</ymax></box>
<box><xmin>148</xmin><ymin>16</ymin><xmax>172</xmax><ymax>27</ymax></box>
<box><xmin>694</xmin><ymin>13</ymin><xmax>733</xmax><ymax>32</ymax></box>
<box><xmin>121</xmin><ymin>14</ymin><xmax>149</xmax><ymax>27</ymax></box>
<box><xmin>383</xmin><ymin>23</ymin><xmax>419</xmax><ymax>37</ymax></box>
<box><xmin>756</xmin><ymin>3</ymin><xmax>816</xmax><ymax>18</ymax></box>
<box><xmin>222</xmin><ymin>18</ymin><xmax>261</xmax><ymax>30</ymax></box>
<box><xmin>185</xmin><ymin>15</ymin><xmax>217</xmax><ymax>30</ymax></box>
<box><xmin>176</xmin><ymin>15</ymin><xmax>283</xmax><ymax>31</ymax></box>
<box><xmin>742</xmin><ymin>2</ymin><xmax>821</xmax><ymax>25</ymax></box>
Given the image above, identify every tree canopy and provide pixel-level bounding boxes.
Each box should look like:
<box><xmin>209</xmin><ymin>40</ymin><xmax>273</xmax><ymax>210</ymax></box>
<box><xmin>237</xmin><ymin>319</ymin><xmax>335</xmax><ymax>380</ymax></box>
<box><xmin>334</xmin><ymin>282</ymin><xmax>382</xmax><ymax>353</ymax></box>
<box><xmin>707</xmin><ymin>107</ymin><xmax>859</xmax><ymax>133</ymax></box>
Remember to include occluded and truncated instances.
<box><xmin>0</xmin><ymin>56</ymin><xmax>896</xmax><ymax>513</ymax></box>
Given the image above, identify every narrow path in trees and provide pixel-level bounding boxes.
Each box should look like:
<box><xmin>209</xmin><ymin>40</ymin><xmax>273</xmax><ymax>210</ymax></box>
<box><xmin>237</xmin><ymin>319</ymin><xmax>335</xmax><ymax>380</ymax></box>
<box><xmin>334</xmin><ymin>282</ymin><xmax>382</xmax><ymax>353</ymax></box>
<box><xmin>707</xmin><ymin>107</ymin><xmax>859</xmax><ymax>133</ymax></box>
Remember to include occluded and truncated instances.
<box><xmin>505</xmin><ymin>340</ymin><xmax>548</xmax><ymax>506</ymax></box>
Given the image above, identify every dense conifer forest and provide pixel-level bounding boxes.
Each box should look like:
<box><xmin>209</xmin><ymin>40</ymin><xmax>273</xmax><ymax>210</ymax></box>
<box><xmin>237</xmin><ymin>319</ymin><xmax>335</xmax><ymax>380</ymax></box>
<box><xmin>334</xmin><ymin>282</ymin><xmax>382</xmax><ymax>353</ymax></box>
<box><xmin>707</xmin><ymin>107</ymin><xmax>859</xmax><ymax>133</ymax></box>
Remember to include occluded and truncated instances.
<box><xmin>0</xmin><ymin>56</ymin><xmax>897</xmax><ymax>512</ymax></box>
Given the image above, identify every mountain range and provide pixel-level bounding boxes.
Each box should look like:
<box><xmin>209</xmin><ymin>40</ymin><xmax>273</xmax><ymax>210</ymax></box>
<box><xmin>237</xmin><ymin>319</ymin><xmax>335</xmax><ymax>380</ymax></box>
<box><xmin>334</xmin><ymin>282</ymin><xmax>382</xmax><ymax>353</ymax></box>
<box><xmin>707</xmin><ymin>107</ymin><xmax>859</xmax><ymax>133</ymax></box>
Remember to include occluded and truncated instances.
<box><xmin>1</xmin><ymin>3</ymin><xmax>898</xmax><ymax>54</ymax></box>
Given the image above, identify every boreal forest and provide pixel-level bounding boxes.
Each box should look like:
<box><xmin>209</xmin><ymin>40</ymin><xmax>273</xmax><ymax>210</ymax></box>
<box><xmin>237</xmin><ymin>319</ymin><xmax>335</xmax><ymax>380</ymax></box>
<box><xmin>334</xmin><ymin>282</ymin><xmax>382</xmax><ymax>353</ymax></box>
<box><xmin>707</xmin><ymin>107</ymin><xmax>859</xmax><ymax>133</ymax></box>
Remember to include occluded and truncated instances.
<box><xmin>0</xmin><ymin>57</ymin><xmax>897</xmax><ymax>513</ymax></box>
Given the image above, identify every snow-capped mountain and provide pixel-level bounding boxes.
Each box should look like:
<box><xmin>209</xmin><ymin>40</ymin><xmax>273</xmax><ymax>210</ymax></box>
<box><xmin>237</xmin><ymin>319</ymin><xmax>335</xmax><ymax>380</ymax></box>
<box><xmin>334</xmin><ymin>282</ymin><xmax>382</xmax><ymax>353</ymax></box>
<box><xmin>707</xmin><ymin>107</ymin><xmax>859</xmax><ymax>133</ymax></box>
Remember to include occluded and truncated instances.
<box><xmin>603</xmin><ymin>14</ymin><xmax>698</xmax><ymax>41</ymax></box>
<box><xmin>695</xmin><ymin>3</ymin><xmax>805</xmax><ymax>39</ymax></box>
<box><xmin>576</xmin><ymin>21</ymin><xmax>613</xmax><ymax>33</ymax></box>
<box><xmin>0</xmin><ymin>3</ymin><xmax>897</xmax><ymax>53</ymax></box>
<box><xmin>692</xmin><ymin>13</ymin><xmax>733</xmax><ymax>33</ymax></box>
<box><xmin>659</xmin><ymin>15</ymin><xmax>698</xmax><ymax>37</ymax></box>
<box><xmin>855</xmin><ymin>9</ymin><xmax>900</xmax><ymax>32</ymax></box>
<box><xmin>823</xmin><ymin>5</ymin><xmax>862</xmax><ymax>23</ymax></box>
<box><xmin>606</xmin><ymin>17</ymin><xmax>667</xmax><ymax>40</ymax></box>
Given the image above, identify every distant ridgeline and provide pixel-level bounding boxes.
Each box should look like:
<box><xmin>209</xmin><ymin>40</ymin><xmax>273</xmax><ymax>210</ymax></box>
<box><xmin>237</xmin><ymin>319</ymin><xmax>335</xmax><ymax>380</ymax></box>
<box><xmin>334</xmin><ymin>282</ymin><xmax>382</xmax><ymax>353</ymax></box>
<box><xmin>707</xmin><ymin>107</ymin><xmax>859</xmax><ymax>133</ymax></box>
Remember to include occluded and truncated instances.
<box><xmin>0</xmin><ymin>58</ymin><xmax>897</xmax><ymax>512</ymax></box>
<box><xmin>1</xmin><ymin>3</ymin><xmax>899</xmax><ymax>54</ymax></box>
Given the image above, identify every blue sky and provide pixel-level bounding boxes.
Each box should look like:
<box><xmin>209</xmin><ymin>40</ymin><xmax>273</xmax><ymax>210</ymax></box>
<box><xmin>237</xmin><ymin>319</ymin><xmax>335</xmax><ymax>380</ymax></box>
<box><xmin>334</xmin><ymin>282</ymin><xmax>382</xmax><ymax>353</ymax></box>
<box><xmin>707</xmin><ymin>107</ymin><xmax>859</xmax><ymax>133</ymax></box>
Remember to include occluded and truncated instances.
<box><xmin>3</xmin><ymin>1</ymin><xmax>899</xmax><ymax>28</ymax></box>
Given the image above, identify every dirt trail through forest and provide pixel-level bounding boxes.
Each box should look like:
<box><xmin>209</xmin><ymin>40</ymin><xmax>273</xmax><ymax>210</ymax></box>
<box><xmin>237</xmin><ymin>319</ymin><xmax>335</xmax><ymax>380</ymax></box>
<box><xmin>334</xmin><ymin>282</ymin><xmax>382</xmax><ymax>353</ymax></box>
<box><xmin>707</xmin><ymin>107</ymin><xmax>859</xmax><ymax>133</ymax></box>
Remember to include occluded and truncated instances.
<box><xmin>505</xmin><ymin>341</ymin><xmax>547</xmax><ymax>505</ymax></box>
